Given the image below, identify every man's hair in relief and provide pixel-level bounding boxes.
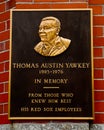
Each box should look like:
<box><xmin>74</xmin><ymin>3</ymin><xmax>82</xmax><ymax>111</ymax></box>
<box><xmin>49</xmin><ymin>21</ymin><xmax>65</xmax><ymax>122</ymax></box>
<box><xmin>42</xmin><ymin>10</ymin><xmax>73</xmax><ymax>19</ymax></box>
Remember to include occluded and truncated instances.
<box><xmin>42</xmin><ymin>16</ymin><xmax>61</xmax><ymax>30</ymax></box>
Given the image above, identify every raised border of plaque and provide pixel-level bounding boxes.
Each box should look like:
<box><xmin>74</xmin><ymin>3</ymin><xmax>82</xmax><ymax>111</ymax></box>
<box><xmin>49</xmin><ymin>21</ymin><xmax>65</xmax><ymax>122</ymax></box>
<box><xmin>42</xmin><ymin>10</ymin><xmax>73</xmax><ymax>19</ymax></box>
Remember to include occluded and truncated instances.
<box><xmin>9</xmin><ymin>9</ymin><xmax>94</xmax><ymax>120</ymax></box>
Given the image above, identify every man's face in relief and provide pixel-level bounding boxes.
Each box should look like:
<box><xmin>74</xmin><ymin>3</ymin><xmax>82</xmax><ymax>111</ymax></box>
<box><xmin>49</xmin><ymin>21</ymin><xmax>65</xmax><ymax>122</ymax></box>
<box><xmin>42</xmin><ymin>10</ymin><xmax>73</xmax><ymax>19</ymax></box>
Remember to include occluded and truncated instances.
<box><xmin>39</xmin><ymin>20</ymin><xmax>58</xmax><ymax>43</ymax></box>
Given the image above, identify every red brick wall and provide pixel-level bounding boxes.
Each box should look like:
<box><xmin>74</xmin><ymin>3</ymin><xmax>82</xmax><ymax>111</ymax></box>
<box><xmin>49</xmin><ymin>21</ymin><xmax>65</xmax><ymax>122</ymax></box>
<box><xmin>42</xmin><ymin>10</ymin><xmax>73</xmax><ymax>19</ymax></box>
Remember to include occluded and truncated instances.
<box><xmin>89</xmin><ymin>0</ymin><xmax>104</xmax><ymax>123</ymax></box>
<box><xmin>0</xmin><ymin>0</ymin><xmax>104</xmax><ymax>124</ymax></box>
<box><xmin>0</xmin><ymin>0</ymin><xmax>11</xmax><ymax>124</ymax></box>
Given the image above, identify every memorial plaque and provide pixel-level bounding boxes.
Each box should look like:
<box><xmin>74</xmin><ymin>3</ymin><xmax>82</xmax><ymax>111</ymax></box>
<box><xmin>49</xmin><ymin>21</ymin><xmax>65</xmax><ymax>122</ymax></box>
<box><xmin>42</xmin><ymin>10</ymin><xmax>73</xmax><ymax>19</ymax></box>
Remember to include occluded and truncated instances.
<box><xmin>9</xmin><ymin>9</ymin><xmax>94</xmax><ymax>120</ymax></box>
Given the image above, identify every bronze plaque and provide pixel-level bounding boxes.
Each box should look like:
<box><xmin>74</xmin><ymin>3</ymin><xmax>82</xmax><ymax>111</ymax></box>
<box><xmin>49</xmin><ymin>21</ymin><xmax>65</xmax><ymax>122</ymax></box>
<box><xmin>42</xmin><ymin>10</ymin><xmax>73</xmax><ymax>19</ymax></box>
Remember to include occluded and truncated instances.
<box><xmin>9</xmin><ymin>9</ymin><xmax>94</xmax><ymax>120</ymax></box>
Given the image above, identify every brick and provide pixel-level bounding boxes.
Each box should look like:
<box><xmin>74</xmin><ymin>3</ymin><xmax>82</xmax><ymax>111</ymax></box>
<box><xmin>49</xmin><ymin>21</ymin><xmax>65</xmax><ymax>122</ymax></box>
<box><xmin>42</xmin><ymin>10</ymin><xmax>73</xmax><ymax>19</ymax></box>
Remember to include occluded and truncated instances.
<box><xmin>0</xmin><ymin>3</ymin><xmax>5</xmax><ymax>12</ymax></box>
<box><xmin>0</xmin><ymin>63</ymin><xmax>4</xmax><ymax>72</ymax></box>
<box><xmin>93</xmin><ymin>16</ymin><xmax>104</xmax><ymax>25</ymax></box>
<box><xmin>0</xmin><ymin>0</ymin><xmax>4</xmax><ymax>2</ymax></box>
<box><xmin>95</xmin><ymin>91</ymin><xmax>104</xmax><ymax>100</ymax></box>
<box><xmin>94</xmin><ymin>80</ymin><xmax>104</xmax><ymax>90</ymax></box>
<box><xmin>0</xmin><ymin>30</ymin><xmax>9</xmax><ymax>42</ymax></box>
<box><xmin>0</xmin><ymin>51</ymin><xmax>9</xmax><ymax>62</ymax></box>
<box><xmin>93</xmin><ymin>27</ymin><xmax>103</xmax><ymax>37</ymax></box>
<box><xmin>94</xmin><ymin>48</ymin><xmax>102</xmax><ymax>57</ymax></box>
<box><xmin>0</xmin><ymin>84</ymin><xmax>4</xmax><ymax>93</ymax></box>
<box><xmin>34</xmin><ymin>0</ymin><xmax>68</xmax><ymax>2</ymax></box>
<box><xmin>89</xmin><ymin>6</ymin><xmax>102</xmax><ymax>15</ymax></box>
<box><xmin>0</xmin><ymin>93</ymin><xmax>8</xmax><ymax>103</ymax></box>
<box><xmin>6</xmin><ymin>0</ymin><xmax>16</xmax><ymax>10</ymax></box>
<box><xmin>51</xmin><ymin>3</ymin><xmax>87</xmax><ymax>8</ymax></box>
<box><xmin>4</xmin><ymin>104</ymin><xmax>8</xmax><ymax>113</ymax></box>
<box><xmin>70</xmin><ymin>0</ymin><xmax>87</xmax><ymax>2</ymax></box>
<box><xmin>95</xmin><ymin>102</ymin><xmax>104</xmax><ymax>112</ymax></box>
<box><xmin>94</xmin><ymin>114</ymin><xmax>104</xmax><ymax>123</ymax></box>
<box><xmin>4</xmin><ymin>83</ymin><xmax>8</xmax><ymax>92</ymax></box>
<box><xmin>5</xmin><ymin>41</ymin><xmax>9</xmax><ymax>50</ymax></box>
<box><xmin>5</xmin><ymin>62</ymin><xmax>9</xmax><ymax>71</ymax></box>
<box><xmin>94</xmin><ymin>69</ymin><xmax>103</xmax><ymax>79</ymax></box>
<box><xmin>0</xmin><ymin>105</ymin><xmax>3</xmax><ymax>114</ymax></box>
<box><xmin>16</xmin><ymin>4</ymin><xmax>51</xmax><ymax>9</ymax></box>
<box><xmin>6</xmin><ymin>20</ymin><xmax>10</xmax><ymax>29</ymax></box>
<box><xmin>94</xmin><ymin>37</ymin><xmax>104</xmax><ymax>46</ymax></box>
<box><xmin>16</xmin><ymin>3</ymin><xmax>87</xmax><ymax>9</ymax></box>
<box><xmin>16</xmin><ymin>0</ymin><xmax>32</xmax><ymax>1</ymax></box>
<box><xmin>94</xmin><ymin>59</ymin><xmax>104</xmax><ymax>68</ymax></box>
<box><xmin>0</xmin><ymin>22</ymin><xmax>5</xmax><ymax>32</ymax></box>
<box><xmin>0</xmin><ymin>115</ymin><xmax>10</xmax><ymax>124</ymax></box>
<box><xmin>0</xmin><ymin>72</ymin><xmax>9</xmax><ymax>83</ymax></box>
<box><xmin>89</xmin><ymin>0</ymin><xmax>104</xmax><ymax>5</ymax></box>
<box><xmin>0</xmin><ymin>11</ymin><xmax>10</xmax><ymax>22</ymax></box>
<box><xmin>0</xmin><ymin>43</ymin><xmax>5</xmax><ymax>51</ymax></box>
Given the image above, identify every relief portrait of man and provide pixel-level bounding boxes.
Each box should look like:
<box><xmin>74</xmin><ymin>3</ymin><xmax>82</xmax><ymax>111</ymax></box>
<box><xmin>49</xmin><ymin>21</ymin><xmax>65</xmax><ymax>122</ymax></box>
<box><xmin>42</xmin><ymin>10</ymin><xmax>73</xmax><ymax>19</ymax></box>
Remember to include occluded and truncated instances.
<box><xmin>34</xmin><ymin>16</ymin><xmax>71</xmax><ymax>56</ymax></box>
